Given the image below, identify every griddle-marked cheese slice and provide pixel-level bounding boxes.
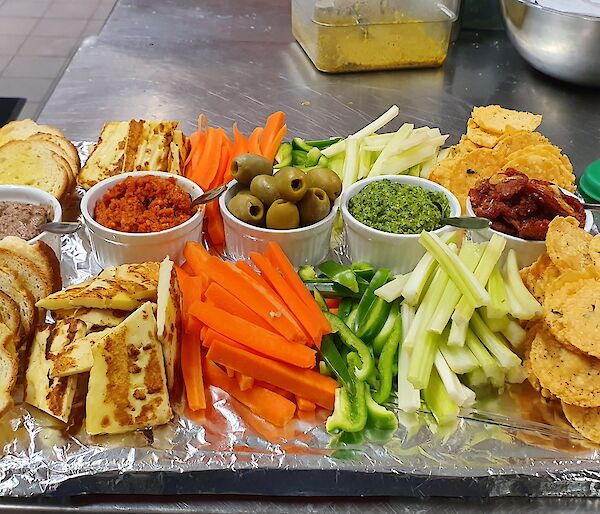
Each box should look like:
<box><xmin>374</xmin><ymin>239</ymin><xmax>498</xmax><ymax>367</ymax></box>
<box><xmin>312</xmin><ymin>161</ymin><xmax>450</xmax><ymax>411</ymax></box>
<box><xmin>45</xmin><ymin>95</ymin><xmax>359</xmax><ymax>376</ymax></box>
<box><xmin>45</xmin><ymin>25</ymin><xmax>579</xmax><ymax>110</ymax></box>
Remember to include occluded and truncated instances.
<box><xmin>53</xmin><ymin>307</ymin><xmax>129</xmax><ymax>330</ymax></box>
<box><xmin>25</xmin><ymin>326</ymin><xmax>76</xmax><ymax>422</ymax></box>
<box><xmin>52</xmin><ymin>326</ymin><xmax>113</xmax><ymax>377</ymax></box>
<box><xmin>47</xmin><ymin>318</ymin><xmax>87</xmax><ymax>377</ymax></box>
<box><xmin>156</xmin><ymin>257</ymin><xmax>182</xmax><ymax>391</ymax></box>
<box><xmin>111</xmin><ymin>261</ymin><xmax>159</xmax><ymax>290</ymax></box>
<box><xmin>85</xmin><ymin>302</ymin><xmax>172</xmax><ymax>435</ymax></box>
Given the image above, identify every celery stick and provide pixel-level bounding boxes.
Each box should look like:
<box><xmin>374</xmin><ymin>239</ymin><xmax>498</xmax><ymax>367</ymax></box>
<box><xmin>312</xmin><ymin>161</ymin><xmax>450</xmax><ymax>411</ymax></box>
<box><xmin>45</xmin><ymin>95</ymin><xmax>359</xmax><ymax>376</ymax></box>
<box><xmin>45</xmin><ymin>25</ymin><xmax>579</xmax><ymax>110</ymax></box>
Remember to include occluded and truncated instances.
<box><xmin>368</xmin><ymin>123</ymin><xmax>414</xmax><ymax>177</ymax></box>
<box><xmin>448</xmin><ymin>318</ymin><xmax>468</xmax><ymax>347</ymax></box>
<box><xmin>403</xmin><ymin>231</ymin><xmax>458</xmax><ymax>306</ymax></box>
<box><xmin>407</xmin><ymin>164</ymin><xmax>421</xmax><ymax>176</ymax></box>
<box><xmin>479</xmin><ymin>308</ymin><xmax>510</xmax><ymax>333</ymax></box>
<box><xmin>403</xmin><ymin>263</ymin><xmax>451</xmax><ymax>350</ymax></box>
<box><xmin>341</xmin><ymin>138</ymin><xmax>360</xmax><ymax>189</ymax></box>
<box><xmin>469</xmin><ymin>311</ymin><xmax>521</xmax><ymax>371</ymax></box>
<box><xmin>484</xmin><ymin>264</ymin><xmax>510</xmax><ymax>320</ymax></box>
<box><xmin>436</xmin><ymin>147</ymin><xmax>452</xmax><ymax>162</ymax></box>
<box><xmin>503</xmin><ymin>249</ymin><xmax>542</xmax><ymax>320</ymax></box>
<box><xmin>429</xmin><ymin>241</ymin><xmax>482</xmax><ymax>334</ymax></box>
<box><xmin>419</xmin><ymin>232</ymin><xmax>490</xmax><ymax>308</ymax></box>
<box><xmin>452</xmin><ymin>234</ymin><xmax>506</xmax><ymax>325</ymax></box>
<box><xmin>328</xmin><ymin>152</ymin><xmax>345</xmax><ymax>179</ymax></box>
<box><xmin>460</xmin><ymin>384</ymin><xmax>477</xmax><ymax>409</ymax></box>
<box><xmin>375</xmin><ymin>274</ymin><xmax>409</xmax><ymax>302</ymax></box>
<box><xmin>363</xmin><ymin>133</ymin><xmax>395</xmax><ymax>147</ymax></box>
<box><xmin>423</xmin><ymin>366</ymin><xmax>459</xmax><ymax>425</ymax></box>
<box><xmin>397</xmin><ymin>343</ymin><xmax>421</xmax><ymax>412</ymax></box>
<box><xmin>506</xmin><ymin>364</ymin><xmax>527</xmax><ymax>384</ymax></box>
<box><xmin>465</xmin><ymin>368</ymin><xmax>488</xmax><ymax>388</ymax></box>
<box><xmin>501</xmin><ymin>317</ymin><xmax>527</xmax><ymax>348</ymax></box>
<box><xmin>401</xmin><ymin>302</ymin><xmax>416</xmax><ymax>335</ymax></box>
<box><xmin>439</xmin><ymin>333</ymin><xmax>479</xmax><ymax>374</ymax></box>
<box><xmin>408</xmin><ymin>330</ymin><xmax>440</xmax><ymax>390</ymax></box>
<box><xmin>357</xmin><ymin>147</ymin><xmax>373</xmax><ymax>180</ymax></box>
<box><xmin>465</xmin><ymin>328</ymin><xmax>505</xmax><ymax>388</ymax></box>
<box><xmin>362</xmin><ymin>144</ymin><xmax>387</xmax><ymax>152</ymax></box>
<box><xmin>375</xmin><ymin>144</ymin><xmax>436</xmax><ymax>176</ymax></box>
<box><xmin>322</xmin><ymin>105</ymin><xmax>400</xmax><ymax>157</ymax></box>
<box><xmin>434</xmin><ymin>351</ymin><xmax>472</xmax><ymax>406</ymax></box>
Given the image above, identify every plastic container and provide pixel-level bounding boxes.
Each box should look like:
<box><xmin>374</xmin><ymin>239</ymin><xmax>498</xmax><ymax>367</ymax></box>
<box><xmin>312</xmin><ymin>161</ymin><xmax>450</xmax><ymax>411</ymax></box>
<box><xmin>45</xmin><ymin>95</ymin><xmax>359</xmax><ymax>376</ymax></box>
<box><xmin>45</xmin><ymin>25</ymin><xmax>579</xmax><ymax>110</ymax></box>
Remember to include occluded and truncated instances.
<box><xmin>341</xmin><ymin>175</ymin><xmax>461</xmax><ymax>274</ymax></box>
<box><xmin>466</xmin><ymin>191</ymin><xmax>593</xmax><ymax>269</ymax></box>
<box><xmin>291</xmin><ymin>0</ymin><xmax>459</xmax><ymax>73</ymax></box>
<box><xmin>81</xmin><ymin>171</ymin><xmax>204</xmax><ymax>268</ymax></box>
<box><xmin>220</xmin><ymin>181</ymin><xmax>339</xmax><ymax>268</ymax></box>
<box><xmin>579</xmin><ymin>159</ymin><xmax>600</xmax><ymax>228</ymax></box>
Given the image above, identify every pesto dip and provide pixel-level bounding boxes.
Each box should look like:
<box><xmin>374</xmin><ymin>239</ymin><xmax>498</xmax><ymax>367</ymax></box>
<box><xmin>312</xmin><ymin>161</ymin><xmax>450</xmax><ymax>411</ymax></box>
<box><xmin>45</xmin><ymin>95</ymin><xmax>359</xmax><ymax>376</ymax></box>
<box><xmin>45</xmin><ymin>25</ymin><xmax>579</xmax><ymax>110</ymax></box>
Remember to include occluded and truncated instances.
<box><xmin>348</xmin><ymin>180</ymin><xmax>450</xmax><ymax>234</ymax></box>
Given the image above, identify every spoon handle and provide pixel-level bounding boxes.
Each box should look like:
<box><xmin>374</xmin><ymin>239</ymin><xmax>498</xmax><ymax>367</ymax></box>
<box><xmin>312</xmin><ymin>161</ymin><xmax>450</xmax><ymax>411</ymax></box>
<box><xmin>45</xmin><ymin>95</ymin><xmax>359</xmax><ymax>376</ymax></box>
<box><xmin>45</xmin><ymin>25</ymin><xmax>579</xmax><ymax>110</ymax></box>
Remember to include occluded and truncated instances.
<box><xmin>440</xmin><ymin>217</ymin><xmax>491</xmax><ymax>230</ymax></box>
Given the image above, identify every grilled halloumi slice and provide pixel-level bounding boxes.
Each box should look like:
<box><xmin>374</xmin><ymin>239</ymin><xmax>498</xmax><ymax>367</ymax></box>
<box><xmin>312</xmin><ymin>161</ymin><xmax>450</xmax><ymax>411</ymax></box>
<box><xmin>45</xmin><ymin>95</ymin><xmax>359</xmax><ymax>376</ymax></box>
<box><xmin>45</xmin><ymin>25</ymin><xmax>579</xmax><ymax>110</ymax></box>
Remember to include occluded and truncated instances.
<box><xmin>47</xmin><ymin>318</ymin><xmax>88</xmax><ymax>377</ymax></box>
<box><xmin>103</xmin><ymin>261</ymin><xmax>160</xmax><ymax>290</ymax></box>
<box><xmin>52</xmin><ymin>326</ymin><xmax>113</xmax><ymax>377</ymax></box>
<box><xmin>86</xmin><ymin>302</ymin><xmax>172</xmax><ymax>435</ymax></box>
<box><xmin>25</xmin><ymin>326</ymin><xmax>76</xmax><ymax>422</ymax></box>
<box><xmin>54</xmin><ymin>307</ymin><xmax>129</xmax><ymax>330</ymax></box>
<box><xmin>156</xmin><ymin>257</ymin><xmax>182</xmax><ymax>392</ymax></box>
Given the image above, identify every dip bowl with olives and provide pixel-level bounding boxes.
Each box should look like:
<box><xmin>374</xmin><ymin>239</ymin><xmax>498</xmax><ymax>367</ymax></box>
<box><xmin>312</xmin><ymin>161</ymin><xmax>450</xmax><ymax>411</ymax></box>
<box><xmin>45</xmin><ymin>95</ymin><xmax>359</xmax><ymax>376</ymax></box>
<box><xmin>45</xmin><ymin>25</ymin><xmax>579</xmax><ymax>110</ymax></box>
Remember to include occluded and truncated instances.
<box><xmin>341</xmin><ymin>175</ymin><xmax>461</xmax><ymax>273</ymax></box>
<box><xmin>219</xmin><ymin>154</ymin><xmax>341</xmax><ymax>267</ymax></box>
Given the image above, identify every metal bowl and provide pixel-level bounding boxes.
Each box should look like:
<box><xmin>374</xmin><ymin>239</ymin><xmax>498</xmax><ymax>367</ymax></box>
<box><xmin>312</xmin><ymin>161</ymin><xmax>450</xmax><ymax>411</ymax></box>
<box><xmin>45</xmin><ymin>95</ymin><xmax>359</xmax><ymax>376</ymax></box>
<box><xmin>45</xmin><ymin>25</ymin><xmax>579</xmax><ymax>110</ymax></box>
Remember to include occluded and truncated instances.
<box><xmin>500</xmin><ymin>0</ymin><xmax>600</xmax><ymax>87</ymax></box>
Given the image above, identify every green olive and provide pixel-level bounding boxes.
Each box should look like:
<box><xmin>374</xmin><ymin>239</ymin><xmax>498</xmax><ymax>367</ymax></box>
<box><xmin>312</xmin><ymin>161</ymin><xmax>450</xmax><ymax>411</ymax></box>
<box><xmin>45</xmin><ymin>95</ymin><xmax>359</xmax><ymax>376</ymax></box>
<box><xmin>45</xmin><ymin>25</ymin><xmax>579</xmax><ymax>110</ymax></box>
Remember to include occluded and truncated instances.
<box><xmin>249</xmin><ymin>174</ymin><xmax>281</xmax><ymax>207</ymax></box>
<box><xmin>230</xmin><ymin>153</ymin><xmax>273</xmax><ymax>186</ymax></box>
<box><xmin>266</xmin><ymin>199</ymin><xmax>300</xmax><ymax>230</ymax></box>
<box><xmin>273</xmin><ymin>167</ymin><xmax>308</xmax><ymax>203</ymax></box>
<box><xmin>227</xmin><ymin>192</ymin><xmax>265</xmax><ymax>226</ymax></box>
<box><xmin>298</xmin><ymin>187</ymin><xmax>331</xmax><ymax>226</ymax></box>
<box><xmin>306</xmin><ymin>168</ymin><xmax>342</xmax><ymax>202</ymax></box>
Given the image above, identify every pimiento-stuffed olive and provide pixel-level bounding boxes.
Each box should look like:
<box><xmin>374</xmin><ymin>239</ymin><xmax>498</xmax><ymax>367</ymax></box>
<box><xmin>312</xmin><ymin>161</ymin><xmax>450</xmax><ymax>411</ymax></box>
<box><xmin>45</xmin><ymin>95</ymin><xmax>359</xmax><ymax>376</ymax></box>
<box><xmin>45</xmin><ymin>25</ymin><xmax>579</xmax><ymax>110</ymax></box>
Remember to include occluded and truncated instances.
<box><xmin>306</xmin><ymin>168</ymin><xmax>342</xmax><ymax>202</ymax></box>
<box><xmin>273</xmin><ymin>167</ymin><xmax>307</xmax><ymax>203</ymax></box>
<box><xmin>230</xmin><ymin>153</ymin><xmax>273</xmax><ymax>186</ymax></box>
<box><xmin>298</xmin><ymin>187</ymin><xmax>331</xmax><ymax>226</ymax></box>
<box><xmin>250</xmin><ymin>174</ymin><xmax>281</xmax><ymax>207</ymax></box>
<box><xmin>227</xmin><ymin>192</ymin><xmax>265</xmax><ymax>226</ymax></box>
<box><xmin>266</xmin><ymin>199</ymin><xmax>300</xmax><ymax>229</ymax></box>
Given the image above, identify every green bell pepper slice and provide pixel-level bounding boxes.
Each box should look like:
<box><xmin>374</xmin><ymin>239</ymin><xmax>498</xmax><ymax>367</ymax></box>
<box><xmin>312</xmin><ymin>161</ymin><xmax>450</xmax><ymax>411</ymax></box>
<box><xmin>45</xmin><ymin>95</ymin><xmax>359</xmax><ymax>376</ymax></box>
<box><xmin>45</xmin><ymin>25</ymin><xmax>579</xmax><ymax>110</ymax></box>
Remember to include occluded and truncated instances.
<box><xmin>324</xmin><ymin>311</ymin><xmax>375</xmax><ymax>382</ymax></box>
<box><xmin>371</xmin><ymin>301</ymin><xmax>399</xmax><ymax>355</ymax></box>
<box><xmin>320</xmin><ymin>335</ymin><xmax>354</xmax><ymax>391</ymax></box>
<box><xmin>337</xmin><ymin>298</ymin><xmax>354</xmax><ymax>323</ymax></box>
<box><xmin>304</xmin><ymin>137</ymin><xmax>342</xmax><ymax>149</ymax></box>
<box><xmin>318</xmin><ymin>261</ymin><xmax>359</xmax><ymax>293</ymax></box>
<box><xmin>354</xmin><ymin>269</ymin><xmax>392</xmax><ymax>341</ymax></box>
<box><xmin>298</xmin><ymin>265</ymin><xmax>318</xmax><ymax>281</ymax></box>
<box><xmin>274</xmin><ymin>142</ymin><xmax>293</xmax><ymax>169</ymax></box>
<box><xmin>304</xmin><ymin>281</ymin><xmax>366</xmax><ymax>299</ymax></box>
<box><xmin>325</xmin><ymin>381</ymin><xmax>368</xmax><ymax>434</ymax></box>
<box><xmin>372</xmin><ymin>305</ymin><xmax>402</xmax><ymax>404</ymax></box>
<box><xmin>347</xmin><ymin>351</ymin><xmax>377</xmax><ymax>389</ymax></box>
<box><xmin>366</xmin><ymin>387</ymin><xmax>398</xmax><ymax>431</ymax></box>
<box><xmin>312</xmin><ymin>288</ymin><xmax>328</xmax><ymax>312</ymax></box>
<box><xmin>350</xmin><ymin>262</ymin><xmax>376</xmax><ymax>281</ymax></box>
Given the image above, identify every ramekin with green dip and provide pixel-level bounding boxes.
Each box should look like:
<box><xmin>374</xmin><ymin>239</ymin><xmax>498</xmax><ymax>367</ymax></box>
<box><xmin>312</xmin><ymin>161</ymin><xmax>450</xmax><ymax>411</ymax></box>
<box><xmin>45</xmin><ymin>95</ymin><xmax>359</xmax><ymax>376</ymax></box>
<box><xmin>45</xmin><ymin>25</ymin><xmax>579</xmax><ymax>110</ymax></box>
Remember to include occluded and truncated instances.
<box><xmin>341</xmin><ymin>175</ymin><xmax>460</xmax><ymax>274</ymax></box>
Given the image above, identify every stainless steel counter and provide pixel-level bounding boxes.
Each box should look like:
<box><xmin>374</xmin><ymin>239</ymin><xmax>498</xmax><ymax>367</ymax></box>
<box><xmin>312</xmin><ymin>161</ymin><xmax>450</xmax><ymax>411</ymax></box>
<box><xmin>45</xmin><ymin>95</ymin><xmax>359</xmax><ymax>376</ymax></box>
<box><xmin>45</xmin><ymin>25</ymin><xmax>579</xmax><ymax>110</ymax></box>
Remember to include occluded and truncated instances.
<box><xmin>29</xmin><ymin>0</ymin><xmax>600</xmax><ymax>511</ymax></box>
<box><xmin>39</xmin><ymin>0</ymin><xmax>600</xmax><ymax>176</ymax></box>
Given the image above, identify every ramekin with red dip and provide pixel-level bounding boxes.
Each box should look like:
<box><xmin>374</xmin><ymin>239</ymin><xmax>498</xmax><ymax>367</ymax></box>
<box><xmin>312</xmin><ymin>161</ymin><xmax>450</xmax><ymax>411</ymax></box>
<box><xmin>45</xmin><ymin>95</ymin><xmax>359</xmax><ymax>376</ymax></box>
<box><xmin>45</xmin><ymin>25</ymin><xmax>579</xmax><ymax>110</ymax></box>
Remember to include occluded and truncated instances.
<box><xmin>81</xmin><ymin>171</ymin><xmax>205</xmax><ymax>267</ymax></box>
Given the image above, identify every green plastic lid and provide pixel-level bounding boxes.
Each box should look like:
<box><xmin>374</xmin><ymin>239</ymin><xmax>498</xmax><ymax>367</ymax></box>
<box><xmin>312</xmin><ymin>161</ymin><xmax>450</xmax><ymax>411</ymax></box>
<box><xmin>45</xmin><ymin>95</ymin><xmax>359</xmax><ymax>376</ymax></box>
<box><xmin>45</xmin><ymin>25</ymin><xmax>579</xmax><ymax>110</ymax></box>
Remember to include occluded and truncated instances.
<box><xmin>579</xmin><ymin>159</ymin><xmax>600</xmax><ymax>203</ymax></box>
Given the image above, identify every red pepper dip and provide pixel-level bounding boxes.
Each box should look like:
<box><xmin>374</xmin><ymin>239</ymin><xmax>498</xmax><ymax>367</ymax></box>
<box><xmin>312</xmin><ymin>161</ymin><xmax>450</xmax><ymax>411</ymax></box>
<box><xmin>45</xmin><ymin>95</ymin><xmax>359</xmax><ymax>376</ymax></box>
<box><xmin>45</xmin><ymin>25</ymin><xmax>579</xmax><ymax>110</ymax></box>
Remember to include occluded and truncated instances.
<box><xmin>94</xmin><ymin>175</ymin><xmax>196</xmax><ymax>233</ymax></box>
<box><xmin>469</xmin><ymin>169</ymin><xmax>585</xmax><ymax>240</ymax></box>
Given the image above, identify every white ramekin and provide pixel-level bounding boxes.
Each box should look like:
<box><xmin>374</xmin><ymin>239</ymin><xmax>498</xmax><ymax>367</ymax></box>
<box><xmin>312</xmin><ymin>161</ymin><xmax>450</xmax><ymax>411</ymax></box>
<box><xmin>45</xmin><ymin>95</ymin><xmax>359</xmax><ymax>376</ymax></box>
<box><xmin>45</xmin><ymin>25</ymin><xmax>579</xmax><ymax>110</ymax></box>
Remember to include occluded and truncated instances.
<box><xmin>81</xmin><ymin>171</ymin><xmax>204</xmax><ymax>267</ymax></box>
<box><xmin>341</xmin><ymin>175</ymin><xmax>461</xmax><ymax>274</ymax></box>
<box><xmin>466</xmin><ymin>189</ymin><xmax>593</xmax><ymax>268</ymax></box>
<box><xmin>219</xmin><ymin>180</ymin><xmax>340</xmax><ymax>268</ymax></box>
<box><xmin>0</xmin><ymin>185</ymin><xmax>62</xmax><ymax>257</ymax></box>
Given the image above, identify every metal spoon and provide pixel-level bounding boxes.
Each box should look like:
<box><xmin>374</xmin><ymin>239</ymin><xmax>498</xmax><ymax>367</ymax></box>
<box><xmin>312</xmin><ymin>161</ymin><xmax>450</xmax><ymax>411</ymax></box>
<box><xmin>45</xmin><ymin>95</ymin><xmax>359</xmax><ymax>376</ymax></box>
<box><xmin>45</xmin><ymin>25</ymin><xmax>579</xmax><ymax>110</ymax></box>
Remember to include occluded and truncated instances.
<box><xmin>581</xmin><ymin>202</ymin><xmax>600</xmax><ymax>211</ymax></box>
<box><xmin>40</xmin><ymin>183</ymin><xmax>229</xmax><ymax>235</ymax></box>
<box><xmin>440</xmin><ymin>216</ymin><xmax>491</xmax><ymax>230</ymax></box>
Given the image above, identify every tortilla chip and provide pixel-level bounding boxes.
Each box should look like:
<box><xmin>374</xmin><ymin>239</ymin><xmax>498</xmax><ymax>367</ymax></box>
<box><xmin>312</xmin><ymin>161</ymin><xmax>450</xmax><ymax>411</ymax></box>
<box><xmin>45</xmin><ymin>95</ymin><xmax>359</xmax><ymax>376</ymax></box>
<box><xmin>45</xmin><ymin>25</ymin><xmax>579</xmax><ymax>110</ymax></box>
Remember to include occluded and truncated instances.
<box><xmin>530</xmin><ymin>326</ymin><xmax>600</xmax><ymax>407</ymax></box>
<box><xmin>545</xmin><ymin>216</ymin><xmax>593</xmax><ymax>271</ymax></box>
<box><xmin>492</xmin><ymin>130</ymin><xmax>549</xmax><ymax>160</ymax></box>
<box><xmin>589</xmin><ymin>235</ymin><xmax>600</xmax><ymax>276</ymax></box>
<box><xmin>472</xmin><ymin>105</ymin><xmax>542</xmax><ymax>134</ymax></box>
<box><xmin>520</xmin><ymin>254</ymin><xmax>561</xmax><ymax>303</ymax></box>
<box><xmin>451</xmin><ymin>135</ymin><xmax>479</xmax><ymax>157</ymax></box>
<box><xmin>466</xmin><ymin>119</ymin><xmax>499</xmax><ymax>148</ymax></box>
<box><xmin>502</xmin><ymin>153</ymin><xmax>575</xmax><ymax>192</ymax></box>
<box><xmin>562</xmin><ymin>402</ymin><xmax>600</xmax><ymax>443</ymax></box>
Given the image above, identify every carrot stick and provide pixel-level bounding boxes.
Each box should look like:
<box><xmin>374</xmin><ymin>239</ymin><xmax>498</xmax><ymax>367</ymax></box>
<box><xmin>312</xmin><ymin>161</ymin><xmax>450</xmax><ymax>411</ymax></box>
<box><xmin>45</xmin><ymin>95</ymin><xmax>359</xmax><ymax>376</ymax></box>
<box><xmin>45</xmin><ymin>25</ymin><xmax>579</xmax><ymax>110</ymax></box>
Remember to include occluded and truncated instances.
<box><xmin>248</xmin><ymin>127</ymin><xmax>263</xmax><ymax>155</ymax></box>
<box><xmin>190</xmin><ymin>301</ymin><xmax>316</xmax><ymax>368</ymax></box>
<box><xmin>204</xmin><ymin>281</ymin><xmax>273</xmax><ymax>332</ymax></box>
<box><xmin>255</xmin><ymin>380</ymin><xmax>295</xmax><ymax>401</ymax></box>
<box><xmin>202</xmin><ymin>256</ymin><xmax>306</xmax><ymax>342</ymax></box>
<box><xmin>296</xmin><ymin>396</ymin><xmax>316</xmax><ymax>412</ymax></box>
<box><xmin>183</xmin><ymin>241</ymin><xmax>211</xmax><ymax>274</ymax></box>
<box><xmin>205</xmin><ymin>359</ymin><xmax>295</xmax><ymax>427</ymax></box>
<box><xmin>249</xmin><ymin>252</ymin><xmax>321</xmax><ymax>347</ymax></box>
<box><xmin>225</xmin><ymin>366</ymin><xmax>236</xmax><ymax>378</ymax></box>
<box><xmin>181</xmin><ymin>331</ymin><xmax>206</xmax><ymax>410</ymax></box>
<box><xmin>202</xmin><ymin>328</ymin><xmax>244</xmax><ymax>350</ymax></box>
<box><xmin>207</xmin><ymin>341</ymin><xmax>337</xmax><ymax>410</ymax></box>
<box><xmin>235</xmin><ymin>260</ymin><xmax>276</xmax><ymax>294</ymax></box>
<box><xmin>226</xmin><ymin>123</ymin><xmax>249</xmax><ymax>182</ymax></box>
<box><xmin>206</xmin><ymin>201</ymin><xmax>225</xmax><ymax>246</ymax></box>
<box><xmin>177</xmin><ymin>267</ymin><xmax>208</xmax><ymax>317</ymax></box>
<box><xmin>181</xmin><ymin>261</ymin><xmax>195</xmax><ymax>276</ymax></box>
<box><xmin>210</xmin><ymin>128</ymin><xmax>231</xmax><ymax>189</ymax></box>
<box><xmin>263</xmin><ymin>124</ymin><xmax>287</xmax><ymax>162</ymax></box>
<box><xmin>325</xmin><ymin>298</ymin><xmax>340</xmax><ymax>309</ymax></box>
<box><xmin>264</xmin><ymin>242</ymin><xmax>331</xmax><ymax>335</ymax></box>
<box><xmin>236</xmin><ymin>372</ymin><xmax>255</xmax><ymax>391</ymax></box>
<box><xmin>186</xmin><ymin>315</ymin><xmax>203</xmax><ymax>336</ymax></box>
<box><xmin>189</xmin><ymin>130</ymin><xmax>207</xmax><ymax>180</ymax></box>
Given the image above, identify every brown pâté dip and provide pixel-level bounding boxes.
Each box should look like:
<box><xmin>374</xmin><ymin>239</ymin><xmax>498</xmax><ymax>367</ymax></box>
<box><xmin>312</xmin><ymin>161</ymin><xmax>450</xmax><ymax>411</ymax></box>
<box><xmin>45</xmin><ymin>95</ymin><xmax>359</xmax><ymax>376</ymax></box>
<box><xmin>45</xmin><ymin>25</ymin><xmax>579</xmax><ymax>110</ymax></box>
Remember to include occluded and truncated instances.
<box><xmin>0</xmin><ymin>202</ymin><xmax>51</xmax><ymax>240</ymax></box>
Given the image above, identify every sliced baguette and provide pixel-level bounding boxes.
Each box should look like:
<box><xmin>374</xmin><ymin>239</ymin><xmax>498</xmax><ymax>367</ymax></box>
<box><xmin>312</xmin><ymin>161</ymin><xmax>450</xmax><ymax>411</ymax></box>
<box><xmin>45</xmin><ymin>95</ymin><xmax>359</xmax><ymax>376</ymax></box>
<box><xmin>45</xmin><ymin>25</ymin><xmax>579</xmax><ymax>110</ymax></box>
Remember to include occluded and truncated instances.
<box><xmin>0</xmin><ymin>248</ymin><xmax>55</xmax><ymax>306</ymax></box>
<box><xmin>0</xmin><ymin>140</ymin><xmax>69</xmax><ymax>200</ymax></box>
<box><xmin>0</xmin><ymin>290</ymin><xmax>21</xmax><ymax>339</ymax></box>
<box><xmin>0</xmin><ymin>119</ymin><xmax>64</xmax><ymax>148</ymax></box>
<box><xmin>0</xmin><ymin>323</ymin><xmax>17</xmax><ymax>418</ymax></box>
<box><xmin>0</xmin><ymin>268</ymin><xmax>36</xmax><ymax>346</ymax></box>
<box><xmin>28</xmin><ymin>133</ymin><xmax>80</xmax><ymax>188</ymax></box>
<box><xmin>0</xmin><ymin>237</ymin><xmax>61</xmax><ymax>292</ymax></box>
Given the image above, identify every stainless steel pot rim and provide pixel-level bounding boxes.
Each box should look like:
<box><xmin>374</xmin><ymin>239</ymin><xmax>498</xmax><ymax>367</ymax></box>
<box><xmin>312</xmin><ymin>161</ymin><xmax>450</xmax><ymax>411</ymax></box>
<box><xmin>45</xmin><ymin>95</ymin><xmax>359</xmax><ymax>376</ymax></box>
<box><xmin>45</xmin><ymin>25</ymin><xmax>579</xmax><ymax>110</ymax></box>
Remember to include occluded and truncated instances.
<box><xmin>507</xmin><ymin>0</ymin><xmax>600</xmax><ymax>22</ymax></box>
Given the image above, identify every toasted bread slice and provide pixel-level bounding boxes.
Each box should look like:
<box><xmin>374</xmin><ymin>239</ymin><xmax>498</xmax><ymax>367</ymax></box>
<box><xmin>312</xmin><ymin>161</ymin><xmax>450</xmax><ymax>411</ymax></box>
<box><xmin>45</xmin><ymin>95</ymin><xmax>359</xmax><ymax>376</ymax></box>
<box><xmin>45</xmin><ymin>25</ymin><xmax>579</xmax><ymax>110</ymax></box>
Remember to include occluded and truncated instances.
<box><xmin>0</xmin><ymin>119</ymin><xmax>64</xmax><ymax>148</ymax></box>
<box><xmin>0</xmin><ymin>290</ymin><xmax>21</xmax><ymax>339</ymax></box>
<box><xmin>0</xmin><ymin>323</ymin><xmax>17</xmax><ymax>418</ymax></box>
<box><xmin>0</xmin><ymin>248</ymin><xmax>55</xmax><ymax>306</ymax></box>
<box><xmin>0</xmin><ymin>237</ymin><xmax>61</xmax><ymax>293</ymax></box>
<box><xmin>28</xmin><ymin>133</ymin><xmax>80</xmax><ymax>188</ymax></box>
<box><xmin>156</xmin><ymin>257</ymin><xmax>182</xmax><ymax>391</ymax></box>
<box><xmin>0</xmin><ymin>268</ymin><xmax>36</xmax><ymax>344</ymax></box>
<box><xmin>25</xmin><ymin>325</ymin><xmax>76</xmax><ymax>422</ymax></box>
<box><xmin>0</xmin><ymin>140</ymin><xmax>69</xmax><ymax>200</ymax></box>
<box><xmin>86</xmin><ymin>302</ymin><xmax>172</xmax><ymax>435</ymax></box>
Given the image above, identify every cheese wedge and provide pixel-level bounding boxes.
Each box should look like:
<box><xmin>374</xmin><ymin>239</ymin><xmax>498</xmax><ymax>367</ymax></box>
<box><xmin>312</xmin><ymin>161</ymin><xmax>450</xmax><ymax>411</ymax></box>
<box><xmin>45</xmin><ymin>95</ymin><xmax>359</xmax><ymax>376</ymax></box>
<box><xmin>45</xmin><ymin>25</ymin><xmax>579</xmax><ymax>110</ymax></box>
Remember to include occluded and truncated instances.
<box><xmin>25</xmin><ymin>326</ymin><xmax>76</xmax><ymax>422</ymax></box>
<box><xmin>156</xmin><ymin>257</ymin><xmax>182</xmax><ymax>391</ymax></box>
<box><xmin>52</xmin><ymin>326</ymin><xmax>113</xmax><ymax>377</ymax></box>
<box><xmin>86</xmin><ymin>302</ymin><xmax>172</xmax><ymax>435</ymax></box>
